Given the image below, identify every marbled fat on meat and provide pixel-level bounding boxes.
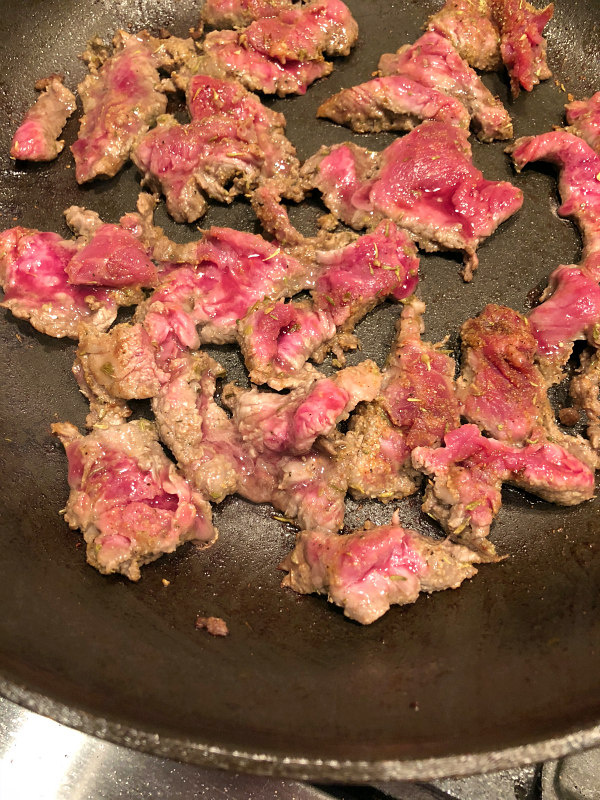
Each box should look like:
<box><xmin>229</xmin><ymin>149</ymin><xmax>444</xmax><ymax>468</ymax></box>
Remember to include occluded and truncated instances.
<box><xmin>10</xmin><ymin>76</ymin><xmax>76</xmax><ymax>162</ymax></box>
<box><xmin>281</xmin><ymin>512</ymin><xmax>481</xmax><ymax>624</ymax></box>
<box><xmin>52</xmin><ymin>420</ymin><xmax>216</xmax><ymax>581</ymax></box>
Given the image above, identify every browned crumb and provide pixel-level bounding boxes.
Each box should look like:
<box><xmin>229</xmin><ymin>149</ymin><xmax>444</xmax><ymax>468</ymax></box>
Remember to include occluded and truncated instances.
<box><xmin>161</xmin><ymin>578</ymin><xmax>171</xmax><ymax>587</ymax></box>
<box><xmin>567</xmin><ymin>92</ymin><xmax>574</xmax><ymax>102</ymax></box>
<box><xmin>189</xmin><ymin>23</ymin><xmax>204</xmax><ymax>40</ymax></box>
<box><xmin>195</xmin><ymin>615</ymin><xmax>229</xmax><ymax>636</ymax></box>
<box><xmin>34</xmin><ymin>73</ymin><xmax>64</xmax><ymax>91</ymax></box>
<box><xmin>559</xmin><ymin>407</ymin><xmax>580</xmax><ymax>427</ymax></box>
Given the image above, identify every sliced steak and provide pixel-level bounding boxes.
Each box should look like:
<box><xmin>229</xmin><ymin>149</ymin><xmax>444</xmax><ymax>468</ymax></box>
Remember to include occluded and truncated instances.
<box><xmin>222</xmin><ymin>361</ymin><xmax>381</xmax><ymax>456</ymax></box>
<box><xmin>571</xmin><ymin>348</ymin><xmax>600</xmax><ymax>452</ymax></box>
<box><xmin>132</xmin><ymin>77</ymin><xmax>300</xmax><ymax>223</ymax></box>
<box><xmin>317</xmin><ymin>75</ymin><xmax>470</xmax><ymax>134</ymax></box>
<box><xmin>281</xmin><ymin>512</ymin><xmax>481</xmax><ymax>624</ymax></box>
<box><xmin>426</xmin><ymin>0</ymin><xmax>502</xmax><ymax>71</ymax></box>
<box><xmin>10</xmin><ymin>75</ymin><xmax>76</xmax><ymax>162</ymax></box>
<box><xmin>566</xmin><ymin>92</ymin><xmax>600</xmax><ymax>154</ymax></box>
<box><xmin>52</xmin><ymin>420</ymin><xmax>216</xmax><ymax>581</ymax></box>
<box><xmin>200</xmin><ymin>29</ymin><xmax>333</xmax><ymax>96</ymax></box>
<box><xmin>239</xmin><ymin>0</ymin><xmax>358</xmax><ymax>61</ymax></box>
<box><xmin>0</xmin><ymin>227</ymin><xmax>119</xmax><ymax>339</ymax></box>
<box><xmin>378</xmin><ymin>32</ymin><xmax>512</xmax><ymax>142</ymax></box>
<box><xmin>302</xmin><ymin>122</ymin><xmax>523</xmax><ymax>279</ymax></box>
<box><xmin>412</xmin><ymin>424</ymin><xmax>595</xmax><ymax>555</ymax></box>
<box><xmin>340</xmin><ymin>298</ymin><xmax>460</xmax><ymax>502</ymax></box>
<box><xmin>201</xmin><ymin>0</ymin><xmax>291</xmax><ymax>28</ymax></box>
<box><xmin>491</xmin><ymin>0</ymin><xmax>553</xmax><ymax>97</ymax></box>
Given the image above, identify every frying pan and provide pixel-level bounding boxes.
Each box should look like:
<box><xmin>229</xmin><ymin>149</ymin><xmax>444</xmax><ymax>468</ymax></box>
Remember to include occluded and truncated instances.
<box><xmin>1</xmin><ymin>0</ymin><xmax>600</xmax><ymax>783</ymax></box>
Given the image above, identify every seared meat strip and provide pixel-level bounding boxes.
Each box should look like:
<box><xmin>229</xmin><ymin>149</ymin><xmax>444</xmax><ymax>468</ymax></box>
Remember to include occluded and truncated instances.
<box><xmin>72</xmin><ymin>30</ymin><xmax>196</xmax><ymax>183</ymax></box>
<box><xmin>201</xmin><ymin>29</ymin><xmax>333</xmax><ymax>96</ymax></box>
<box><xmin>238</xmin><ymin>222</ymin><xmax>419</xmax><ymax>389</ymax></box>
<box><xmin>302</xmin><ymin>122</ymin><xmax>523</xmax><ymax>279</ymax></box>
<box><xmin>239</xmin><ymin>0</ymin><xmax>358</xmax><ymax>61</ymax></box>
<box><xmin>10</xmin><ymin>75</ymin><xmax>76</xmax><ymax>162</ymax></box>
<box><xmin>457</xmin><ymin>303</ymin><xmax>596</xmax><ymax>467</ymax></box>
<box><xmin>238</xmin><ymin>299</ymin><xmax>337</xmax><ymax>389</ymax></box>
<box><xmin>511</xmin><ymin>131</ymin><xmax>600</xmax><ymax>373</ymax></box>
<box><xmin>52</xmin><ymin>420</ymin><xmax>216</xmax><ymax>581</ymax></box>
<box><xmin>0</xmin><ymin>227</ymin><xmax>120</xmax><ymax>339</ymax></box>
<box><xmin>339</xmin><ymin>298</ymin><xmax>460</xmax><ymax>502</ymax></box>
<box><xmin>566</xmin><ymin>92</ymin><xmax>600</xmax><ymax>154</ymax></box>
<box><xmin>139</xmin><ymin>226</ymin><xmax>311</xmax><ymax>348</ymax></box>
<box><xmin>281</xmin><ymin>511</ymin><xmax>481</xmax><ymax>624</ymax></box>
<box><xmin>412</xmin><ymin>424</ymin><xmax>595</xmax><ymax>554</ymax></box>
<box><xmin>378</xmin><ymin>32</ymin><xmax>512</xmax><ymax>142</ymax></box>
<box><xmin>426</xmin><ymin>0</ymin><xmax>501</xmax><ymax>71</ymax></box>
<box><xmin>201</xmin><ymin>0</ymin><xmax>291</xmax><ymax>28</ymax></box>
<box><xmin>222</xmin><ymin>361</ymin><xmax>381</xmax><ymax>456</ymax></box>
<box><xmin>317</xmin><ymin>75</ymin><xmax>471</xmax><ymax>135</ymax></box>
<box><xmin>490</xmin><ymin>0</ymin><xmax>553</xmax><ymax>97</ymax></box>
<box><xmin>132</xmin><ymin>76</ymin><xmax>300</xmax><ymax>224</ymax></box>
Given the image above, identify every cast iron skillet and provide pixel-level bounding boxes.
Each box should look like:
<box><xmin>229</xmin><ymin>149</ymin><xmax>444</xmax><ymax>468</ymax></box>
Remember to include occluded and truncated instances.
<box><xmin>1</xmin><ymin>0</ymin><xmax>600</xmax><ymax>782</ymax></box>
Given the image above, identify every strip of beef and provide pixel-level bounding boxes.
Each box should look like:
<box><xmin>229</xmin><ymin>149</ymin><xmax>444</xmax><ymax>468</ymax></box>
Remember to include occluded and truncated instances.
<box><xmin>250</xmin><ymin>182</ymin><xmax>308</xmax><ymax>247</ymax></box>
<box><xmin>378</xmin><ymin>32</ymin><xmax>512</xmax><ymax>142</ymax></box>
<box><xmin>281</xmin><ymin>512</ymin><xmax>481</xmax><ymax>624</ymax></box>
<box><xmin>223</xmin><ymin>361</ymin><xmax>381</xmax><ymax>456</ymax></box>
<box><xmin>426</xmin><ymin>0</ymin><xmax>502</xmax><ymax>71</ymax></box>
<box><xmin>200</xmin><ymin>30</ymin><xmax>333</xmax><ymax>96</ymax></box>
<box><xmin>132</xmin><ymin>79</ymin><xmax>300</xmax><ymax>223</ymax></box>
<box><xmin>490</xmin><ymin>0</ymin><xmax>553</xmax><ymax>97</ymax></box>
<box><xmin>72</xmin><ymin>30</ymin><xmax>196</xmax><ymax>183</ymax></box>
<box><xmin>52</xmin><ymin>420</ymin><xmax>216</xmax><ymax>581</ymax></box>
<box><xmin>201</xmin><ymin>0</ymin><xmax>291</xmax><ymax>28</ymax></box>
<box><xmin>339</xmin><ymin>298</ymin><xmax>460</xmax><ymax>502</ymax></box>
<box><xmin>566</xmin><ymin>92</ymin><xmax>600</xmax><ymax>154</ymax></box>
<box><xmin>0</xmin><ymin>227</ymin><xmax>119</xmax><ymax>339</ymax></box>
<box><xmin>238</xmin><ymin>222</ymin><xmax>419</xmax><ymax>389</ymax></box>
<box><xmin>140</xmin><ymin>226</ymin><xmax>311</xmax><ymax>348</ymax></box>
<box><xmin>511</xmin><ymin>131</ymin><xmax>600</xmax><ymax>372</ymax></box>
<box><xmin>151</xmin><ymin>353</ymin><xmax>347</xmax><ymax>529</ymax></box>
<box><xmin>239</xmin><ymin>0</ymin><xmax>358</xmax><ymax>61</ymax></box>
<box><xmin>317</xmin><ymin>75</ymin><xmax>471</xmax><ymax>135</ymax></box>
<box><xmin>457</xmin><ymin>303</ymin><xmax>596</xmax><ymax>467</ymax></box>
<box><xmin>238</xmin><ymin>299</ymin><xmax>337</xmax><ymax>389</ymax></box>
<box><xmin>302</xmin><ymin>122</ymin><xmax>523</xmax><ymax>280</ymax></box>
<box><xmin>65</xmin><ymin>224</ymin><xmax>158</xmax><ymax>288</ymax></box>
<box><xmin>571</xmin><ymin>348</ymin><xmax>600</xmax><ymax>452</ymax></box>
<box><xmin>10</xmin><ymin>76</ymin><xmax>76</xmax><ymax>162</ymax></box>
<box><xmin>412</xmin><ymin>424</ymin><xmax>595</xmax><ymax>555</ymax></box>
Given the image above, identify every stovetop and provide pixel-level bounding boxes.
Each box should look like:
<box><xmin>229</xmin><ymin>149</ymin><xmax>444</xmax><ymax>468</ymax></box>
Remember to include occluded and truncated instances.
<box><xmin>1</xmin><ymin>697</ymin><xmax>598</xmax><ymax>800</ymax></box>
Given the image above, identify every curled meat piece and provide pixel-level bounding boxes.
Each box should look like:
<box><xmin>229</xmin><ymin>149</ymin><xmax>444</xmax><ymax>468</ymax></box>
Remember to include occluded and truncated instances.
<box><xmin>52</xmin><ymin>420</ymin><xmax>216</xmax><ymax>581</ymax></box>
<box><xmin>10</xmin><ymin>75</ymin><xmax>76</xmax><ymax>162</ymax></box>
<box><xmin>566</xmin><ymin>92</ymin><xmax>600</xmax><ymax>154</ymax></box>
<box><xmin>281</xmin><ymin>511</ymin><xmax>481</xmax><ymax>624</ymax></box>
<box><xmin>426</xmin><ymin>0</ymin><xmax>501</xmax><ymax>71</ymax></box>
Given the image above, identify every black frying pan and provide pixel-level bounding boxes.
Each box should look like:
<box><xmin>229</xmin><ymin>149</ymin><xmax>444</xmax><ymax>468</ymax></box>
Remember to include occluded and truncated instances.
<box><xmin>1</xmin><ymin>0</ymin><xmax>600</xmax><ymax>782</ymax></box>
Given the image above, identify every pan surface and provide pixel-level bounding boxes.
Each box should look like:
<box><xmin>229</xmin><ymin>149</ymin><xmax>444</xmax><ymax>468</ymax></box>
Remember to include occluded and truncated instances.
<box><xmin>1</xmin><ymin>0</ymin><xmax>600</xmax><ymax>782</ymax></box>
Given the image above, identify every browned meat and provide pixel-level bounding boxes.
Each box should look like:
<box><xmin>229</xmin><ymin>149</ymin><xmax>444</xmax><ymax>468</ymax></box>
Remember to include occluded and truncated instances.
<box><xmin>281</xmin><ymin>512</ymin><xmax>481</xmax><ymax>624</ymax></box>
<box><xmin>201</xmin><ymin>0</ymin><xmax>291</xmax><ymax>28</ymax></box>
<box><xmin>378</xmin><ymin>32</ymin><xmax>512</xmax><ymax>142</ymax></box>
<box><xmin>317</xmin><ymin>75</ymin><xmax>471</xmax><ymax>135</ymax></box>
<box><xmin>72</xmin><ymin>30</ymin><xmax>196</xmax><ymax>183</ymax></box>
<box><xmin>491</xmin><ymin>0</ymin><xmax>553</xmax><ymax>97</ymax></box>
<box><xmin>571</xmin><ymin>349</ymin><xmax>600</xmax><ymax>452</ymax></box>
<box><xmin>566</xmin><ymin>92</ymin><xmax>600</xmax><ymax>154</ymax></box>
<box><xmin>52</xmin><ymin>420</ymin><xmax>216</xmax><ymax>581</ymax></box>
<box><xmin>302</xmin><ymin>122</ymin><xmax>523</xmax><ymax>280</ymax></box>
<box><xmin>339</xmin><ymin>298</ymin><xmax>460</xmax><ymax>502</ymax></box>
<box><xmin>426</xmin><ymin>0</ymin><xmax>502</xmax><ymax>71</ymax></box>
<box><xmin>10</xmin><ymin>76</ymin><xmax>76</xmax><ymax>162</ymax></box>
<box><xmin>412</xmin><ymin>424</ymin><xmax>595</xmax><ymax>556</ymax></box>
<box><xmin>195</xmin><ymin>616</ymin><xmax>229</xmax><ymax>636</ymax></box>
<box><xmin>222</xmin><ymin>361</ymin><xmax>382</xmax><ymax>456</ymax></box>
<box><xmin>132</xmin><ymin>75</ymin><xmax>300</xmax><ymax>223</ymax></box>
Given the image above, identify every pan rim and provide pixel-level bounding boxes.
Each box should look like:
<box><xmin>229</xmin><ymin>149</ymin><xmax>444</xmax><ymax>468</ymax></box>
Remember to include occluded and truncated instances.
<box><xmin>2</xmin><ymin>674</ymin><xmax>600</xmax><ymax>781</ymax></box>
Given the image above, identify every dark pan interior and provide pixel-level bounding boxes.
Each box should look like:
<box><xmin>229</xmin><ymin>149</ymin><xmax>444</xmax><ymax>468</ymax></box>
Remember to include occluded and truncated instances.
<box><xmin>1</xmin><ymin>0</ymin><xmax>600</xmax><ymax>782</ymax></box>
